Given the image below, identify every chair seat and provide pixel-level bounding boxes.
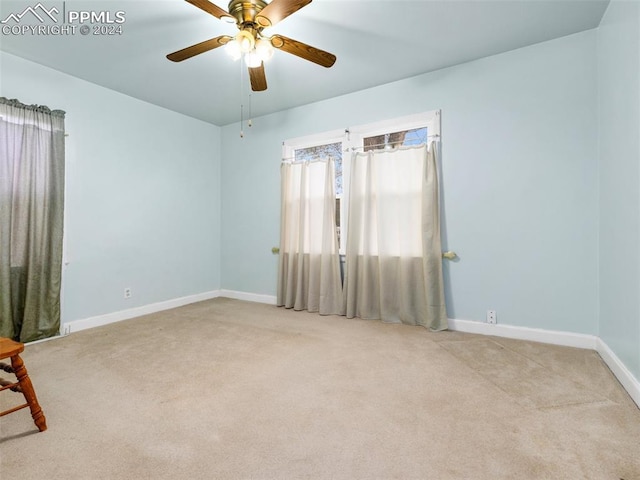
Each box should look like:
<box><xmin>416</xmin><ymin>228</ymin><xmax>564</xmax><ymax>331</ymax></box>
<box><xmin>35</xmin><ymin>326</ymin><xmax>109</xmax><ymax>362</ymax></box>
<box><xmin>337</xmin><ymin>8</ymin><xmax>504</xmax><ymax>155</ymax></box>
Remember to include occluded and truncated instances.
<box><xmin>0</xmin><ymin>337</ymin><xmax>25</xmax><ymax>359</ymax></box>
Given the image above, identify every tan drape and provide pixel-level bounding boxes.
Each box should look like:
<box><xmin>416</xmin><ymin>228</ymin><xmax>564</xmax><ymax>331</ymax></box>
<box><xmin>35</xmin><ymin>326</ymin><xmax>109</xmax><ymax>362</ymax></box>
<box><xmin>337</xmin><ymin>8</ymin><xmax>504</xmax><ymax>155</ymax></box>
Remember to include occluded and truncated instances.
<box><xmin>277</xmin><ymin>159</ymin><xmax>344</xmax><ymax>315</ymax></box>
<box><xmin>0</xmin><ymin>98</ymin><xmax>66</xmax><ymax>342</ymax></box>
<box><xmin>343</xmin><ymin>143</ymin><xmax>447</xmax><ymax>330</ymax></box>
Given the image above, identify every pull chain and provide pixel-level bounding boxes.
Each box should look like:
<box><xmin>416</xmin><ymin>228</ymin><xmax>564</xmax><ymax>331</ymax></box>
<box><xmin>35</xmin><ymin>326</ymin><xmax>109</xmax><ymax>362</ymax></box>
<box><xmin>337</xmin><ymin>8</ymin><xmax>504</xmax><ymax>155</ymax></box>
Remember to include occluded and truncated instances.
<box><xmin>240</xmin><ymin>59</ymin><xmax>244</xmax><ymax>138</ymax></box>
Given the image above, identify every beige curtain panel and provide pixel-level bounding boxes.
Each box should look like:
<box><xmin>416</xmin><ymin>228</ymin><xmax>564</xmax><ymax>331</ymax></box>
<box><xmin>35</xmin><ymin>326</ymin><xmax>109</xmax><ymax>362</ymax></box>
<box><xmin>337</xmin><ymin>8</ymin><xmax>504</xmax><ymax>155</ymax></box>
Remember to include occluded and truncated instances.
<box><xmin>0</xmin><ymin>97</ymin><xmax>66</xmax><ymax>342</ymax></box>
<box><xmin>343</xmin><ymin>143</ymin><xmax>447</xmax><ymax>330</ymax></box>
<box><xmin>277</xmin><ymin>159</ymin><xmax>344</xmax><ymax>315</ymax></box>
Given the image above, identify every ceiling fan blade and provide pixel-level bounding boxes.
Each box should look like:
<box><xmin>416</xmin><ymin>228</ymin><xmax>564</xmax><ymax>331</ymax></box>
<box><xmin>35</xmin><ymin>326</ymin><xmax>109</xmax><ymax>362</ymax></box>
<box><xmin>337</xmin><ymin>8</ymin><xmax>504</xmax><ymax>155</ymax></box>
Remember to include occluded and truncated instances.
<box><xmin>270</xmin><ymin>35</ymin><xmax>336</xmax><ymax>68</ymax></box>
<box><xmin>249</xmin><ymin>63</ymin><xmax>268</xmax><ymax>91</ymax></box>
<box><xmin>255</xmin><ymin>0</ymin><xmax>312</xmax><ymax>28</ymax></box>
<box><xmin>185</xmin><ymin>0</ymin><xmax>234</xmax><ymax>21</ymax></box>
<box><xmin>166</xmin><ymin>35</ymin><xmax>232</xmax><ymax>62</ymax></box>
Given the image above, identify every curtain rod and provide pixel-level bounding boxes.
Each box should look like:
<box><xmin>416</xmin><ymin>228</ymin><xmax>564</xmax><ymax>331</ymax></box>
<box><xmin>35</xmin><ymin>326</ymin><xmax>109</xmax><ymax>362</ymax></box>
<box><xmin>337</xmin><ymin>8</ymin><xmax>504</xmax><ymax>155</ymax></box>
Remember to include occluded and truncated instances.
<box><xmin>347</xmin><ymin>135</ymin><xmax>439</xmax><ymax>153</ymax></box>
<box><xmin>281</xmin><ymin>155</ymin><xmax>340</xmax><ymax>164</ymax></box>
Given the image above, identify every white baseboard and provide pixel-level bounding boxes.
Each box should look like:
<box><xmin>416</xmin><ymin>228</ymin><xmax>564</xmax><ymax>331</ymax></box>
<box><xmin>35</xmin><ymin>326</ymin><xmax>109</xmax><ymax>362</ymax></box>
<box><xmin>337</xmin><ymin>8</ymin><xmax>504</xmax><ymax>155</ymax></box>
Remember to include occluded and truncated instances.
<box><xmin>61</xmin><ymin>289</ymin><xmax>275</xmax><ymax>336</ymax></box>
<box><xmin>447</xmin><ymin>318</ymin><xmax>598</xmax><ymax>350</ymax></box>
<box><xmin>448</xmin><ymin>317</ymin><xmax>639</xmax><ymax>409</ymax></box>
<box><xmin>62</xmin><ymin>290</ymin><xmax>222</xmax><ymax>334</ymax></box>
<box><xmin>57</xmin><ymin>293</ymin><xmax>639</xmax><ymax>409</ymax></box>
<box><xmin>219</xmin><ymin>289</ymin><xmax>277</xmax><ymax>305</ymax></box>
<box><xmin>596</xmin><ymin>337</ymin><xmax>640</xmax><ymax>408</ymax></box>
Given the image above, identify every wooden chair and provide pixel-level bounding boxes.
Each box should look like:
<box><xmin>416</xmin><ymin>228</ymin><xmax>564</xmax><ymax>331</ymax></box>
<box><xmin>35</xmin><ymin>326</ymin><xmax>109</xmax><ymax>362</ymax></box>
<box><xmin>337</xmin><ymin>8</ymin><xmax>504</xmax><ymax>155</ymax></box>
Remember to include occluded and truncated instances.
<box><xmin>0</xmin><ymin>337</ymin><xmax>47</xmax><ymax>432</ymax></box>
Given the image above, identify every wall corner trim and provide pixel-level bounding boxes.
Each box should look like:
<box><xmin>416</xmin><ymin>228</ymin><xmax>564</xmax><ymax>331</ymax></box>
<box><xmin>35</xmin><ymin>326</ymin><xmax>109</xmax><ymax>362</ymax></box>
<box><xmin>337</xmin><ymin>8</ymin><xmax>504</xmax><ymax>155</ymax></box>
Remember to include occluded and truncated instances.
<box><xmin>596</xmin><ymin>337</ymin><xmax>640</xmax><ymax>409</ymax></box>
<box><xmin>219</xmin><ymin>289</ymin><xmax>278</xmax><ymax>305</ymax></box>
<box><xmin>448</xmin><ymin>318</ymin><xmax>640</xmax><ymax>408</ymax></box>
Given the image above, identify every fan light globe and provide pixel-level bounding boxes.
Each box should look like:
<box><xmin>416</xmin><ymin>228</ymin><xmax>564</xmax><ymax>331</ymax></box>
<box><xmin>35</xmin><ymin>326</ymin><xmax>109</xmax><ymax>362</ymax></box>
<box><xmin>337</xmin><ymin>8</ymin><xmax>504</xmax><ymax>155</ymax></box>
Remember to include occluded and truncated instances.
<box><xmin>244</xmin><ymin>50</ymin><xmax>262</xmax><ymax>68</ymax></box>
<box><xmin>255</xmin><ymin>38</ymin><xmax>274</xmax><ymax>62</ymax></box>
<box><xmin>235</xmin><ymin>30</ymin><xmax>255</xmax><ymax>53</ymax></box>
<box><xmin>225</xmin><ymin>40</ymin><xmax>241</xmax><ymax>60</ymax></box>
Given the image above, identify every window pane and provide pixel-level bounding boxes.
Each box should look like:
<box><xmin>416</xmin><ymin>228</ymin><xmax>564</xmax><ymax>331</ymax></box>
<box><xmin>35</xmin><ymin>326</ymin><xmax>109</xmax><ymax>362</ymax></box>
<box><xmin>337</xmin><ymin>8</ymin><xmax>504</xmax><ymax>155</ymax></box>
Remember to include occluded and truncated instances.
<box><xmin>363</xmin><ymin>127</ymin><xmax>428</xmax><ymax>151</ymax></box>
<box><xmin>294</xmin><ymin>142</ymin><xmax>342</xmax><ymax>195</ymax></box>
<box><xmin>293</xmin><ymin>142</ymin><xmax>343</xmax><ymax>248</ymax></box>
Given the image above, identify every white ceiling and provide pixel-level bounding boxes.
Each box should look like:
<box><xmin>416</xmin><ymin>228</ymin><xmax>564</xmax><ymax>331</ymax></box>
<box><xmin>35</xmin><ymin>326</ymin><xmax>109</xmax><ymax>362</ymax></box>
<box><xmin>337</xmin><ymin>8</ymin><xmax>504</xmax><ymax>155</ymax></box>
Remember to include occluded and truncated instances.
<box><xmin>0</xmin><ymin>0</ymin><xmax>609</xmax><ymax>126</ymax></box>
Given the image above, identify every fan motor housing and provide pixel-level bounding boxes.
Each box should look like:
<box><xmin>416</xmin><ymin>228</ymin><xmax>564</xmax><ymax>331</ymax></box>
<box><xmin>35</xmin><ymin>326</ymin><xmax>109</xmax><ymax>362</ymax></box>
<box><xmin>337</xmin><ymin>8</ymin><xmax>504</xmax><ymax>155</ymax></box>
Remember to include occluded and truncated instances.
<box><xmin>228</xmin><ymin>0</ymin><xmax>267</xmax><ymax>25</ymax></box>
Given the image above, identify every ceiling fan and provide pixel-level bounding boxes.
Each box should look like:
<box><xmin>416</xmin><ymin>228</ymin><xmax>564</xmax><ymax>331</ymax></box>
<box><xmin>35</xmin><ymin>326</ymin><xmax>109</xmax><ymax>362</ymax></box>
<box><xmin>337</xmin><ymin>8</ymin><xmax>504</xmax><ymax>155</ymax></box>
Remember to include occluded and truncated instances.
<box><xmin>166</xmin><ymin>0</ymin><xmax>337</xmax><ymax>92</ymax></box>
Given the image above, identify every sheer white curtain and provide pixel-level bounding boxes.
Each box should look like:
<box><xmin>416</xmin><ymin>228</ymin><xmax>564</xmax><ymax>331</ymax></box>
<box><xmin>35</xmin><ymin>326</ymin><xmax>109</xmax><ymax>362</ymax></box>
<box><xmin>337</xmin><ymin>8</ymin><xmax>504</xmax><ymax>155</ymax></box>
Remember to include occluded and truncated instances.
<box><xmin>343</xmin><ymin>143</ymin><xmax>447</xmax><ymax>330</ymax></box>
<box><xmin>277</xmin><ymin>159</ymin><xmax>344</xmax><ymax>315</ymax></box>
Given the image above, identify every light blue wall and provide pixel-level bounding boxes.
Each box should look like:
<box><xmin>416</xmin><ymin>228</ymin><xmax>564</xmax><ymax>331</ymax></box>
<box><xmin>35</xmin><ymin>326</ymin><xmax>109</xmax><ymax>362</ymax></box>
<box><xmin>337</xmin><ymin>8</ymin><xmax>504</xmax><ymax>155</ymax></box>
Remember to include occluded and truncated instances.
<box><xmin>221</xmin><ymin>31</ymin><xmax>600</xmax><ymax>335</ymax></box>
<box><xmin>597</xmin><ymin>0</ymin><xmax>640</xmax><ymax>379</ymax></box>
<box><xmin>2</xmin><ymin>14</ymin><xmax>637</xmax><ymax>379</ymax></box>
<box><xmin>0</xmin><ymin>52</ymin><xmax>222</xmax><ymax>323</ymax></box>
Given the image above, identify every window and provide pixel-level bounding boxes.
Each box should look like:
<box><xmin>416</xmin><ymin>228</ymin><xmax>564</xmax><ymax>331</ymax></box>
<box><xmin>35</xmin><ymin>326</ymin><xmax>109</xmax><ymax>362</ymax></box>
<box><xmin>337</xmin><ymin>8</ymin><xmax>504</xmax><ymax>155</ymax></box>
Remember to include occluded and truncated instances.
<box><xmin>293</xmin><ymin>141</ymin><xmax>343</xmax><ymax>245</ymax></box>
<box><xmin>283</xmin><ymin>111</ymin><xmax>440</xmax><ymax>253</ymax></box>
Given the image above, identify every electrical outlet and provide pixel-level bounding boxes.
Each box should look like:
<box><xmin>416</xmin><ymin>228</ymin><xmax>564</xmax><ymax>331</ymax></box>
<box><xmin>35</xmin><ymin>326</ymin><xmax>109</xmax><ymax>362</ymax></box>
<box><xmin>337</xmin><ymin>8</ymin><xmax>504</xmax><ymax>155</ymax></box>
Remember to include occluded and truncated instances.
<box><xmin>487</xmin><ymin>310</ymin><xmax>497</xmax><ymax>324</ymax></box>
<box><xmin>124</xmin><ymin>287</ymin><xmax>132</xmax><ymax>299</ymax></box>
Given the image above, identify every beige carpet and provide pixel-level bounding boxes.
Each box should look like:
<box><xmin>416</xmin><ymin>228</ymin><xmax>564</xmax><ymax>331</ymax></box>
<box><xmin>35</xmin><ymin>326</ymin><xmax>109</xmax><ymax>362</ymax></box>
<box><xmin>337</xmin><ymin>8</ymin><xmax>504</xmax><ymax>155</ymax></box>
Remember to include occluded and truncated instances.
<box><xmin>1</xmin><ymin>298</ymin><xmax>639</xmax><ymax>479</ymax></box>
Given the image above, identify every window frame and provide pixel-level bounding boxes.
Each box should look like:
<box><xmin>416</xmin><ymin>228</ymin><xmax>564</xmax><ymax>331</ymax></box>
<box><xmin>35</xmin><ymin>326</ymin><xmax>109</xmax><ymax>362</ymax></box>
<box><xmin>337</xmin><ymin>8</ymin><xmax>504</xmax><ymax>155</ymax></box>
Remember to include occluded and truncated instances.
<box><xmin>283</xmin><ymin>110</ymin><xmax>441</xmax><ymax>254</ymax></box>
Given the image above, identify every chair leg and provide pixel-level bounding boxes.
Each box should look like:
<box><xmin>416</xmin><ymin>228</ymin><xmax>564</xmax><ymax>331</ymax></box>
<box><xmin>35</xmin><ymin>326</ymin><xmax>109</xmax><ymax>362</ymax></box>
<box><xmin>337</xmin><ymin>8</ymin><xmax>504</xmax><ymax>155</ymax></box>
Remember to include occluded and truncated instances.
<box><xmin>11</xmin><ymin>354</ymin><xmax>47</xmax><ymax>432</ymax></box>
